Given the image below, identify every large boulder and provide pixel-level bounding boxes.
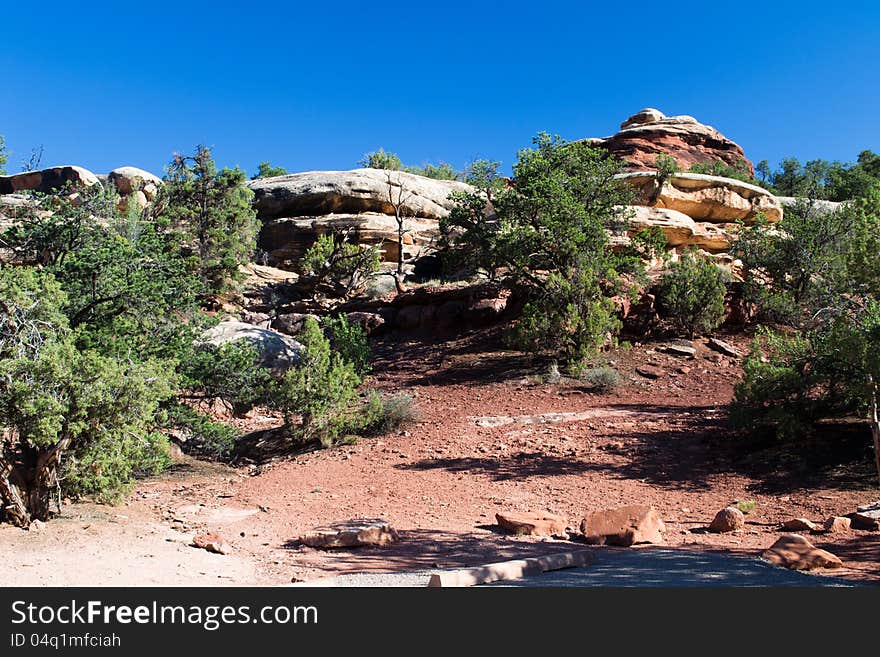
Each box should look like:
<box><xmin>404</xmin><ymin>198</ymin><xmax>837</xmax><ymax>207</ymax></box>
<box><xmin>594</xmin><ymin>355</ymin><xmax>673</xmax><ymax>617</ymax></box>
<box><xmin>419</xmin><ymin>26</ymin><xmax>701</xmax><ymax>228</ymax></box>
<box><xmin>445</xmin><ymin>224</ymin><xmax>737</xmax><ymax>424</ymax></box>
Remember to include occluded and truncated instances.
<box><xmin>619</xmin><ymin>172</ymin><xmax>783</xmax><ymax>224</ymax></box>
<box><xmin>592</xmin><ymin>109</ymin><xmax>754</xmax><ymax>176</ymax></box>
<box><xmin>0</xmin><ymin>165</ymin><xmax>100</xmax><ymax>195</ymax></box>
<box><xmin>199</xmin><ymin>320</ymin><xmax>303</xmax><ymax>374</ymax></box>
<box><xmin>247</xmin><ymin>168</ymin><xmax>471</xmax><ymax>221</ymax></box>
<box><xmin>761</xmin><ymin>534</ymin><xmax>843</xmax><ymax>571</ymax></box>
<box><xmin>107</xmin><ymin>166</ymin><xmax>162</xmax><ymax>200</ymax></box>
<box><xmin>579</xmin><ymin>505</ymin><xmax>665</xmax><ymax>546</ymax></box>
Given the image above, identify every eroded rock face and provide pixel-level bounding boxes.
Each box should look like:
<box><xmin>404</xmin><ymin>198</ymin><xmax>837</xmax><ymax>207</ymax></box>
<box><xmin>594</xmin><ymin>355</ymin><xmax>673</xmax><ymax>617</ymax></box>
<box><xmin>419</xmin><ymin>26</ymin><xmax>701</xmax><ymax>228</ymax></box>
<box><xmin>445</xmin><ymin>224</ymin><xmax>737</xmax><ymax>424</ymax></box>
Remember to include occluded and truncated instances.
<box><xmin>248</xmin><ymin>168</ymin><xmax>471</xmax><ymax>221</ymax></box>
<box><xmin>258</xmin><ymin>212</ymin><xmax>441</xmax><ymax>267</ymax></box>
<box><xmin>620</xmin><ymin>172</ymin><xmax>783</xmax><ymax>224</ymax></box>
<box><xmin>595</xmin><ymin>109</ymin><xmax>754</xmax><ymax>176</ymax></box>
<box><xmin>249</xmin><ymin>169</ymin><xmax>472</xmax><ymax>266</ymax></box>
<box><xmin>579</xmin><ymin>505</ymin><xmax>665</xmax><ymax>546</ymax></box>
<box><xmin>0</xmin><ymin>165</ymin><xmax>100</xmax><ymax>195</ymax></box>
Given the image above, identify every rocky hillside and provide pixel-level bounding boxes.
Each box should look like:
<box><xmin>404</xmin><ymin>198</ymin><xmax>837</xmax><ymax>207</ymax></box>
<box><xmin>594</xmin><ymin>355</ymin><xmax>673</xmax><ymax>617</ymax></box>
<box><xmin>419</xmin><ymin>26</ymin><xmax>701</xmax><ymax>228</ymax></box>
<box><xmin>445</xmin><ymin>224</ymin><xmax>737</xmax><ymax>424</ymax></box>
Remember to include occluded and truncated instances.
<box><xmin>0</xmin><ymin>109</ymin><xmax>789</xmax><ymax>275</ymax></box>
<box><xmin>248</xmin><ymin>168</ymin><xmax>471</xmax><ymax>267</ymax></box>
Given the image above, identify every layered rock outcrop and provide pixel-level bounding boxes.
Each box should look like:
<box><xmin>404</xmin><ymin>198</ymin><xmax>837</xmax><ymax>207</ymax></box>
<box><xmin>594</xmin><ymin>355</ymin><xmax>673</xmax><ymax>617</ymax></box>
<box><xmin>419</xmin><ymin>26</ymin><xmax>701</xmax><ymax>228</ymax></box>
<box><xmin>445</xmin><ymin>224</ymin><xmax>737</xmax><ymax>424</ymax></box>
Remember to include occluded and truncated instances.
<box><xmin>620</xmin><ymin>172</ymin><xmax>783</xmax><ymax>256</ymax></box>
<box><xmin>621</xmin><ymin>172</ymin><xmax>782</xmax><ymax>224</ymax></box>
<box><xmin>0</xmin><ymin>165</ymin><xmax>100</xmax><ymax>195</ymax></box>
<box><xmin>0</xmin><ymin>164</ymin><xmax>162</xmax><ymax>212</ymax></box>
<box><xmin>248</xmin><ymin>168</ymin><xmax>471</xmax><ymax>266</ymax></box>
<box><xmin>592</xmin><ymin>108</ymin><xmax>754</xmax><ymax>176</ymax></box>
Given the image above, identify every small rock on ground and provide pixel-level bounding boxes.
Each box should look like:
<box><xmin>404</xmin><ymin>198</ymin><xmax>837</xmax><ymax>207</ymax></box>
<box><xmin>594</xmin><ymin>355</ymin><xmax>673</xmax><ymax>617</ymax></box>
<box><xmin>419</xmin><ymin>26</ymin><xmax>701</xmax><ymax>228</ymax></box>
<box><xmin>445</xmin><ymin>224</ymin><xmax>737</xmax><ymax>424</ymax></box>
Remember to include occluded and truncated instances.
<box><xmin>192</xmin><ymin>532</ymin><xmax>230</xmax><ymax>555</ymax></box>
<box><xmin>300</xmin><ymin>519</ymin><xmax>398</xmax><ymax>548</ymax></box>
<box><xmin>496</xmin><ymin>511</ymin><xmax>568</xmax><ymax>537</ymax></box>
<box><xmin>709</xmin><ymin>507</ymin><xmax>745</xmax><ymax>533</ymax></box>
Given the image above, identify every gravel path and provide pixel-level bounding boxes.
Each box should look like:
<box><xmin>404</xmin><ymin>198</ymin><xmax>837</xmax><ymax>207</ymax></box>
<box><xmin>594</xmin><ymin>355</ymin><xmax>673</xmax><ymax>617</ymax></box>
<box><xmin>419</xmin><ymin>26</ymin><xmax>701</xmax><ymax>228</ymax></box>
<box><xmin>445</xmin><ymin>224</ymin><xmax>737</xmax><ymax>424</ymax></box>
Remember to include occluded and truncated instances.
<box><xmin>301</xmin><ymin>548</ymin><xmax>861</xmax><ymax>587</ymax></box>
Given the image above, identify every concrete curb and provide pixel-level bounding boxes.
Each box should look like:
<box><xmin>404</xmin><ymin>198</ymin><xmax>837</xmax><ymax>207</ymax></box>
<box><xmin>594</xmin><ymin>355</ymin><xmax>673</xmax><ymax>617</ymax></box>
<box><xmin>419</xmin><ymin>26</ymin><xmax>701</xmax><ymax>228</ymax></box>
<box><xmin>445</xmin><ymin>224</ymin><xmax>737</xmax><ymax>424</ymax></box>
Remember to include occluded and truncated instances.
<box><xmin>427</xmin><ymin>549</ymin><xmax>594</xmax><ymax>587</ymax></box>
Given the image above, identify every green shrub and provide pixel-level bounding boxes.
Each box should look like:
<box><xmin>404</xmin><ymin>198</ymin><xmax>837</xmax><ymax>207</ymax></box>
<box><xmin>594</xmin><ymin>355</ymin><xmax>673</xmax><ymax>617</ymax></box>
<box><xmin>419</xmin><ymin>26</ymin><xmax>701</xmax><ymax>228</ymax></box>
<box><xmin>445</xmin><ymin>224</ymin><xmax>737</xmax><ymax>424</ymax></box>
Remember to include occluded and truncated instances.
<box><xmin>178</xmin><ymin>341</ymin><xmax>273</xmax><ymax>414</ymax></box>
<box><xmin>360</xmin><ymin>392</ymin><xmax>419</xmax><ymax>435</ymax></box>
<box><xmin>252</xmin><ymin>161</ymin><xmax>287</xmax><ymax>179</ymax></box>
<box><xmin>447</xmin><ymin>133</ymin><xmax>638</xmax><ymax>366</ymax></box>
<box><xmin>0</xmin><ymin>271</ymin><xmax>177</xmax><ymax>524</ymax></box>
<box><xmin>156</xmin><ymin>145</ymin><xmax>259</xmax><ymax>297</ymax></box>
<box><xmin>272</xmin><ymin>318</ymin><xmax>362</xmax><ymax>447</ymax></box>
<box><xmin>360</xmin><ymin>148</ymin><xmax>404</xmax><ymax>171</ymax></box>
<box><xmin>324</xmin><ymin>315</ymin><xmax>371</xmax><ymax>376</ymax></box>
<box><xmin>655</xmin><ymin>154</ymin><xmax>680</xmax><ymax>180</ymax></box>
<box><xmin>736</xmin><ymin>500</ymin><xmax>757</xmax><ymax>515</ymax></box>
<box><xmin>163</xmin><ymin>403</ymin><xmax>239</xmax><ymax>458</ymax></box>
<box><xmin>582</xmin><ymin>366</ymin><xmax>623</xmax><ymax>392</ymax></box>
<box><xmin>297</xmin><ymin>232</ymin><xmax>380</xmax><ymax>299</ymax></box>
<box><xmin>689</xmin><ymin>159</ymin><xmax>754</xmax><ymax>183</ymax></box>
<box><xmin>659</xmin><ymin>250</ymin><xmax>727</xmax><ymax>338</ymax></box>
<box><xmin>510</xmin><ymin>273</ymin><xmax>621</xmax><ymax>364</ymax></box>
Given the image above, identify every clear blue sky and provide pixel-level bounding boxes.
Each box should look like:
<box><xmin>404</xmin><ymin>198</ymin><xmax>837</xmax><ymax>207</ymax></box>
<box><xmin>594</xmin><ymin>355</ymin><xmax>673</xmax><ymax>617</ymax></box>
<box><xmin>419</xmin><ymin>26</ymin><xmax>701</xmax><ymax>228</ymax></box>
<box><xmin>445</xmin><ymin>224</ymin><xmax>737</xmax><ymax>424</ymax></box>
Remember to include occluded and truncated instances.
<box><xmin>1</xmin><ymin>1</ymin><xmax>878</xmax><ymax>177</ymax></box>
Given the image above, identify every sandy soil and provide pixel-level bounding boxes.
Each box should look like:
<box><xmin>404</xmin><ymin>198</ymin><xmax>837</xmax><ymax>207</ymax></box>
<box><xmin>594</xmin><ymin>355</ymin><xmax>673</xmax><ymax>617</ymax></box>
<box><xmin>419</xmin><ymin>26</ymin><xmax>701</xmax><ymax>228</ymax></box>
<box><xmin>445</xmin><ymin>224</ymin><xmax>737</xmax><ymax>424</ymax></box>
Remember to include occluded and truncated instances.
<box><xmin>1</xmin><ymin>328</ymin><xmax>878</xmax><ymax>586</ymax></box>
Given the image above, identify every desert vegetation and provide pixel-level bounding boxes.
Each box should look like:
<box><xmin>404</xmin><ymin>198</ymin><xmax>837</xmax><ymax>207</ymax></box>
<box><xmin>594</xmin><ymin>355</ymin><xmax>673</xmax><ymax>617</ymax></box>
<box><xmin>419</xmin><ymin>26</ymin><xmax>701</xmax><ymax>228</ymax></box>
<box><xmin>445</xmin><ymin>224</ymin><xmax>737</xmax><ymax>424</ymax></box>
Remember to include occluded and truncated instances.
<box><xmin>1</xmin><ymin>116</ymin><xmax>879</xmax><ymax>546</ymax></box>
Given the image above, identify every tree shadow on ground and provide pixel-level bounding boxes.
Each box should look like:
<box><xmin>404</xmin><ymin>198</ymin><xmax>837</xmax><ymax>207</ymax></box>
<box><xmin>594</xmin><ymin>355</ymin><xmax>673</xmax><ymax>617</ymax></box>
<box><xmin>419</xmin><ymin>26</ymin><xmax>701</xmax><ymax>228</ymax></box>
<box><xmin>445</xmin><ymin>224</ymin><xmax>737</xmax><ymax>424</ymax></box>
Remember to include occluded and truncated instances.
<box><xmin>371</xmin><ymin>327</ymin><xmax>548</xmax><ymax>388</ymax></box>
<box><xmin>396</xmin><ymin>403</ymin><xmax>878</xmax><ymax>494</ymax></box>
<box><xmin>282</xmin><ymin>528</ymin><xmax>579</xmax><ymax>574</ymax></box>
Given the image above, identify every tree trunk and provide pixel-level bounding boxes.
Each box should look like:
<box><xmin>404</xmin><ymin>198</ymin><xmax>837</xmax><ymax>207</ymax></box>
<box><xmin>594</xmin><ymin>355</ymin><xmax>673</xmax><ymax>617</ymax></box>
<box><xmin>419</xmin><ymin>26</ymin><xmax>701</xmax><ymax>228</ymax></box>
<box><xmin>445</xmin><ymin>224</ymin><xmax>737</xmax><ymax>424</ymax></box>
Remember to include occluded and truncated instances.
<box><xmin>0</xmin><ymin>439</ymin><xmax>68</xmax><ymax>527</ymax></box>
<box><xmin>870</xmin><ymin>382</ymin><xmax>880</xmax><ymax>485</ymax></box>
<box><xmin>397</xmin><ymin>214</ymin><xmax>405</xmax><ymax>277</ymax></box>
<box><xmin>0</xmin><ymin>458</ymin><xmax>30</xmax><ymax>527</ymax></box>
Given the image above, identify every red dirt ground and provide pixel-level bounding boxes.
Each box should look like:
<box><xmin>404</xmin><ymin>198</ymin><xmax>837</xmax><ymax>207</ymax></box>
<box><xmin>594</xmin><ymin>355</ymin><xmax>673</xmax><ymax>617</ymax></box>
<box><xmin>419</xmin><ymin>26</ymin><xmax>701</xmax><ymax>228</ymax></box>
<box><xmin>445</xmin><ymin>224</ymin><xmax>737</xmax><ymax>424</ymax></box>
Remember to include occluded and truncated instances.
<box><xmin>3</xmin><ymin>327</ymin><xmax>878</xmax><ymax>585</ymax></box>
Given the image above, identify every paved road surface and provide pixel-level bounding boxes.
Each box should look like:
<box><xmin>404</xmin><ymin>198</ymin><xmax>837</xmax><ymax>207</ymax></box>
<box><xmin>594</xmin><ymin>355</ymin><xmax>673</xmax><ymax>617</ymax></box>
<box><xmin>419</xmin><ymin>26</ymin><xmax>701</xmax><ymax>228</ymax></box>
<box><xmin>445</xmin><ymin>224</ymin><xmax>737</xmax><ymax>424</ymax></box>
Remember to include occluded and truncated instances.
<box><xmin>300</xmin><ymin>547</ymin><xmax>860</xmax><ymax>587</ymax></box>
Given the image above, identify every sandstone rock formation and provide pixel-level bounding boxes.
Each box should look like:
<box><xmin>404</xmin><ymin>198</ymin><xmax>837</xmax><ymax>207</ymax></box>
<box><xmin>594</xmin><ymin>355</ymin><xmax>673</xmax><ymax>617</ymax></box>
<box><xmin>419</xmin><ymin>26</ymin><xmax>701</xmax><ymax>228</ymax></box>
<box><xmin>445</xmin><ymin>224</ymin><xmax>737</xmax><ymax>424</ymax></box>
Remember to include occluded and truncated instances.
<box><xmin>777</xmin><ymin>196</ymin><xmax>844</xmax><ymax>215</ymax></box>
<box><xmin>0</xmin><ymin>165</ymin><xmax>100</xmax><ymax>195</ymax></box>
<box><xmin>592</xmin><ymin>108</ymin><xmax>754</xmax><ymax>176</ymax></box>
<box><xmin>495</xmin><ymin>511</ymin><xmax>568</xmax><ymax>537</ymax></box>
<box><xmin>248</xmin><ymin>168</ymin><xmax>471</xmax><ymax>266</ymax></box>
<box><xmin>107</xmin><ymin>166</ymin><xmax>162</xmax><ymax>209</ymax></box>
<box><xmin>761</xmin><ymin>534</ymin><xmax>843</xmax><ymax>571</ymax></box>
<box><xmin>579</xmin><ymin>505</ymin><xmax>665</xmax><ymax>546</ymax></box>
<box><xmin>198</xmin><ymin>320</ymin><xmax>303</xmax><ymax>374</ymax></box>
<box><xmin>620</xmin><ymin>172</ymin><xmax>783</xmax><ymax>224</ymax></box>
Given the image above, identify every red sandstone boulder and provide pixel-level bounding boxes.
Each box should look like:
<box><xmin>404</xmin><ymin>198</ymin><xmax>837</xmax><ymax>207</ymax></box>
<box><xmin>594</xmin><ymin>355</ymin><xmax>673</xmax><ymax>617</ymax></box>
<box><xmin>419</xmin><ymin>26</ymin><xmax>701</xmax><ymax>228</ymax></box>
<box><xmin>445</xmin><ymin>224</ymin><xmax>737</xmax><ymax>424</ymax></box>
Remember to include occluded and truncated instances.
<box><xmin>192</xmin><ymin>532</ymin><xmax>230</xmax><ymax>555</ymax></box>
<box><xmin>579</xmin><ymin>505</ymin><xmax>665</xmax><ymax>546</ymax></box>
<box><xmin>709</xmin><ymin>506</ymin><xmax>745</xmax><ymax>533</ymax></box>
<box><xmin>496</xmin><ymin>511</ymin><xmax>568</xmax><ymax>537</ymax></box>
<box><xmin>762</xmin><ymin>534</ymin><xmax>843</xmax><ymax>570</ymax></box>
